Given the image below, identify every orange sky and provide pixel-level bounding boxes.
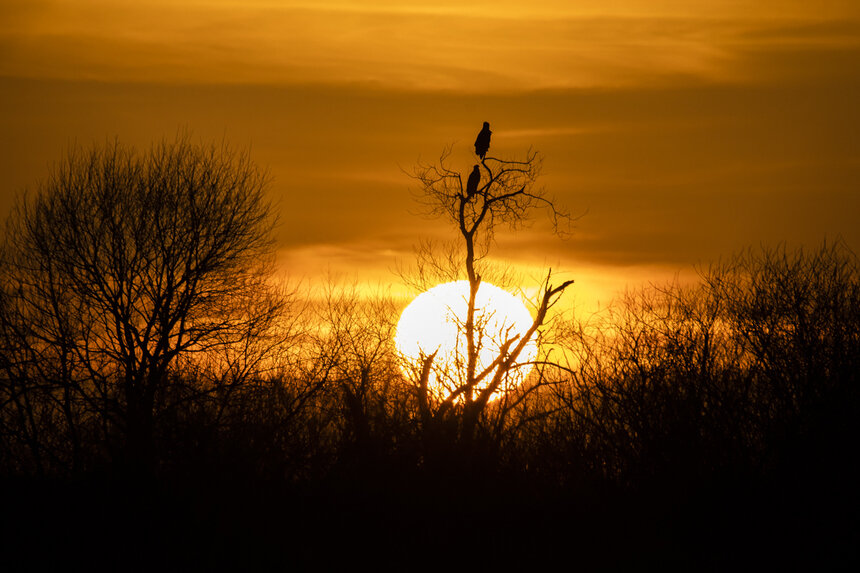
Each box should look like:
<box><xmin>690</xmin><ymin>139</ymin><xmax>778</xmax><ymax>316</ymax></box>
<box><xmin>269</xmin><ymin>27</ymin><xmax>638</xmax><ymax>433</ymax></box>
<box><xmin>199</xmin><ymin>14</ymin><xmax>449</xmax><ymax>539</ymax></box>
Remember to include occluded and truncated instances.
<box><xmin>1</xmin><ymin>0</ymin><xmax>859</xmax><ymax>310</ymax></box>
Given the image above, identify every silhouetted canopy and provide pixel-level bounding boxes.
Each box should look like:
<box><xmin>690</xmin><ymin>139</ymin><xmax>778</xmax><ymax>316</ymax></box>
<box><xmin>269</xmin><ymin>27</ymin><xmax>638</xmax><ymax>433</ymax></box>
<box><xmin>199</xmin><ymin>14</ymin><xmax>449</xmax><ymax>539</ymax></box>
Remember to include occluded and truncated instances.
<box><xmin>466</xmin><ymin>165</ymin><xmax>480</xmax><ymax>197</ymax></box>
<box><xmin>474</xmin><ymin>121</ymin><xmax>492</xmax><ymax>160</ymax></box>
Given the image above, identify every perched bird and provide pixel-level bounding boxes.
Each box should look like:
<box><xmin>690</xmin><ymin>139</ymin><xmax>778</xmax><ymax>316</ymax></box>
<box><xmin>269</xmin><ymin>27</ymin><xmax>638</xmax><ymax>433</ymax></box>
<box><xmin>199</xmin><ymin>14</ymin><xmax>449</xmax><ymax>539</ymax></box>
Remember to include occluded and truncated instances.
<box><xmin>474</xmin><ymin>121</ymin><xmax>492</xmax><ymax>160</ymax></box>
<box><xmin>466</xmin><ymin>165</ymin><xmax>480</xmax><ymax>197</ymax></box>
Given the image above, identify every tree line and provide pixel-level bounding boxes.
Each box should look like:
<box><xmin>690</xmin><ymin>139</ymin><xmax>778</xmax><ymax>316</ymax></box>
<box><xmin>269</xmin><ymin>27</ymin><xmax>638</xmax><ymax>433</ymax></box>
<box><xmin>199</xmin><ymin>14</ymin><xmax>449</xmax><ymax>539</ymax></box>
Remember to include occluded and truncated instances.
<box><xmin>1</xmin><ymin>135</ymin><xmax>857</xmax><ymax>568</ymax></box>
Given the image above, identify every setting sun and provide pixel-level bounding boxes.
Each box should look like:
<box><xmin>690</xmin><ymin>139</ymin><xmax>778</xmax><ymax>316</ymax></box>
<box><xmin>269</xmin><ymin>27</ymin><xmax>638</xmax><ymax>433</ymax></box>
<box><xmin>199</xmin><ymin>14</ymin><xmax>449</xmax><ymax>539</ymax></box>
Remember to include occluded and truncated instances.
<box><xmin>394</xmin><ymin>280</ymin><xmax>538</xmax><ymax>402</ymax></box>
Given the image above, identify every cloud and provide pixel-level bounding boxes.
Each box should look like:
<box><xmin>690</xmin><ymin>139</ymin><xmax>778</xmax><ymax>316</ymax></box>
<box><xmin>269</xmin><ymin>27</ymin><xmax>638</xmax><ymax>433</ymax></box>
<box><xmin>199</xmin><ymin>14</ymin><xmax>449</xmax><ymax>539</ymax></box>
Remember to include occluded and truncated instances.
<box><xmin>1</xmin><ymin>2</ymin><xmax>859</xmax><ymax>290</ymax></box>
<box><xmin>4</xmin><ymin>1</ymin><xmax>858</xmax><ymax>91</ymax></box>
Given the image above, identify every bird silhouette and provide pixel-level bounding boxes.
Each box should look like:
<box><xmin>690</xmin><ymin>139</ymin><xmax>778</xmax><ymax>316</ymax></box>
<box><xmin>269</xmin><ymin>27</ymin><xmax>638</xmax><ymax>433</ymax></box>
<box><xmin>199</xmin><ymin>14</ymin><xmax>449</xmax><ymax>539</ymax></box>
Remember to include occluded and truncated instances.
<box><xmin>474</xmin><ymin>121</ymin><xmax>491</xmax><ymax>160</ymax></box>
<box><xmin>466</xmin><ymin>165</ymin><xmax>480</xmax><ymax>197</ymax></box>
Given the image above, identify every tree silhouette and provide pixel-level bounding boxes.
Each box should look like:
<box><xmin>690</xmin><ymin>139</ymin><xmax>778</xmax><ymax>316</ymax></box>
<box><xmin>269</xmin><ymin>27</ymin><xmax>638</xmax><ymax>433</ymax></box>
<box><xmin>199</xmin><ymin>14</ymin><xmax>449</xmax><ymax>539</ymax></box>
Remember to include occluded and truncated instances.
<box><xmin>0</xmin><ymin>135</ymin><xmax>285</xmax><ymax>477</ymax></box>
<box><xmin>0</xmin><ymin>130</ymin><xmax>855</xmax><ymax>568</ymax></box>
<box><xmin>547</xmin><ymin>239</ymin><xmax>860</xmax><ymax>495</ymax></box>
<box><xmin>406</xmin><ymin>128</ymin><xmax>573</xmax><ymax>465</ymax></box>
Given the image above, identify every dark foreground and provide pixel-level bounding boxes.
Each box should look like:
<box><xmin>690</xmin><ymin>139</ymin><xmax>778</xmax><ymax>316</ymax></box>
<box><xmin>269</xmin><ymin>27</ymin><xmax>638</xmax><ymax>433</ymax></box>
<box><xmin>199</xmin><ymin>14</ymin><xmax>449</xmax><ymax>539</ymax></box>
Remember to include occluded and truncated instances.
<box><xmin>3</xmin><ymin>463</ymin><xmax>856</xmax><ymax>572</ymax></box>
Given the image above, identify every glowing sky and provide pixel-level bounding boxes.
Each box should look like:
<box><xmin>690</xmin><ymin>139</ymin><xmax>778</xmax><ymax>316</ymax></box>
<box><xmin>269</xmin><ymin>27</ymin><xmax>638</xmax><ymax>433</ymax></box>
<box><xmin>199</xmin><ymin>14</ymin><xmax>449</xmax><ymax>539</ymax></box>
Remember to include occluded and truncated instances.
<box><xmin>2</xmin><ymin>0</ymin><xmax>859</xmax><ymax>309</ymax></box>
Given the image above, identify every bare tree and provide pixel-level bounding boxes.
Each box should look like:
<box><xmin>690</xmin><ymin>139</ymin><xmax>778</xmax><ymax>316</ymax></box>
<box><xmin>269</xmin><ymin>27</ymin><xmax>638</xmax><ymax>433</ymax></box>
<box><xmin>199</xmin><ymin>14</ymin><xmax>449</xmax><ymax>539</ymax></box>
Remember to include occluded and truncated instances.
<box><xmin>304</xmin><ymin>280</ymin><xmax>414</xmax><ymax>467</ymax></box>
<box><xmin>0</xmin><ymin>135</ymin><xmax>285</xmax><ymax>475</ymax></box>
<box><xmin>541</xmin><ymin>239</ymin><xmax>860</xmax><ymax>491</ymax></box>
<box><xmin>405</xmin><ymin>134</ymin><xmax>574</xmax><ymax>459</ymax></box>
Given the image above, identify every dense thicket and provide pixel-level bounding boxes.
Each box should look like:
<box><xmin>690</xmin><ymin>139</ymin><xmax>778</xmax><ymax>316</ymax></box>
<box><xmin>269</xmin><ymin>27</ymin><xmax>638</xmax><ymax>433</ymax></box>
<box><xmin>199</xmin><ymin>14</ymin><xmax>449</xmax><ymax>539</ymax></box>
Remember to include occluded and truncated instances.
<box><xmin>2</xmin><ymin>238</ymin><xmax>856</xmax><ymax>567</ymax></box>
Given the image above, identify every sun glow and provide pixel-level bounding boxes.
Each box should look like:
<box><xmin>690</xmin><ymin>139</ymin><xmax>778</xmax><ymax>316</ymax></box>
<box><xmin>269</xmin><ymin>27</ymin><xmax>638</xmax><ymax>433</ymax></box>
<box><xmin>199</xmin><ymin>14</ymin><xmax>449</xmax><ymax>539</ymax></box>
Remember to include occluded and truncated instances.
<box><xmin>394</xmin><ymin>280</ymin><xmax>538</xmax><ymax>402</ymax></box>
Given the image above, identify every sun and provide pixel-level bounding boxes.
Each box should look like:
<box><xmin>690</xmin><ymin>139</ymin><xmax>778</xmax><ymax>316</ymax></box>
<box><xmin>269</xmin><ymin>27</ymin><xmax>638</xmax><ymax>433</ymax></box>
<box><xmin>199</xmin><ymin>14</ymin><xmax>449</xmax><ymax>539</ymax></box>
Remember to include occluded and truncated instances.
<box><xmin>394</xmin><ymin>280</ymin><xmax>538</xmax><ymax>402</ymax></box>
